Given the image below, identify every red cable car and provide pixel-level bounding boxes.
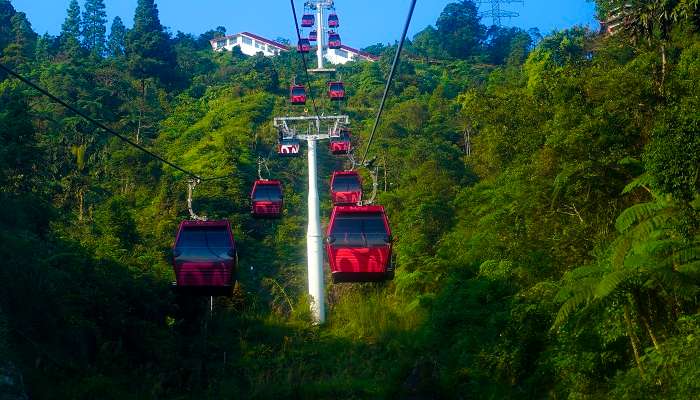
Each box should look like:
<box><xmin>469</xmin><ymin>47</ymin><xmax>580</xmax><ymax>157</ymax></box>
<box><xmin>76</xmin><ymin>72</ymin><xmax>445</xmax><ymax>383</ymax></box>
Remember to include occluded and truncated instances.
<box><xmin>330</xmin><ymin>128</ymin><xmax>351</xmax><ymax>155</ymax></box>
<box><xmin>251</xmin><ymin>180</ymin><xmax>283</xmax><ymax>218</ymax></box>
<box><xmin>328</xmin><ymin>81</ymin><xmax>346</xmax><ymax>101</ymax></box>
<box><xmin>325</xmin><ymin>205</ymin><xmax>394</xmax><ymax>283</ymax></box>
<box><xmin>330</xmin><ymin>171</ymin><xmax>362</xmax><ymax>205</ymax></box>
<box><xmin>172</xmin><ymin>220</ymin><xmax>237</xmax><ymax>296</ymax></box>
<box><xmin>328</xmin><ymin>13</ymin><xmax>340</xmax><ymax>28</ymax></box>
<box><xmin>297</xmin><ymin>38</ymin><xmax>311</xmax><ymax>53</ymax></box>
<box><xmin>328</xmin><ymin>32</ymin><xmax>342</xmax><ymax>49</ymax></box>
<box><xmin>278</xmin><ymin>137</ymin><xmax>301</xmax><ymax>157</ymax></box>
<box><xmin>290</xmin><ymin>85</ymin><xmax>307</xmax><ymax>105</ymax></box>
<box><xmin>301</xmin><ymin>14</ymin><xmax>315</xmax><ymax>28</ymax></box>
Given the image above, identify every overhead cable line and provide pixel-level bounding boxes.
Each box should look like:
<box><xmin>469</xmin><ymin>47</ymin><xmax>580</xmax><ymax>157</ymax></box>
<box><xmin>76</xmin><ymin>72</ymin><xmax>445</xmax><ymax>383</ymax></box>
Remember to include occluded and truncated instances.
<box><xmin>360</xmin><ymin>0</ymin><xmax>417</xmax><ymax>165</ymax></box>
<box><xmin>0</xmin><ymin>62</ymin><xmax>233</xmax><ymax>183</ymax></box>
<box><xmin>289</xmin><ymin>0</ymin><xmax>321</xmax><ymax>119</ymax></box>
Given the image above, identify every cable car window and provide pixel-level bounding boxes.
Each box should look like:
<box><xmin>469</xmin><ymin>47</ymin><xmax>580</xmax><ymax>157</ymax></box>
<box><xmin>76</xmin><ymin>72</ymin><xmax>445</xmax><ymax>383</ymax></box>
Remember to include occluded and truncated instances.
<box><xmin>330</xmin><ymin>83</ymin><xmax>343</xmax><ymax>91</ymax></box>
<box><xmin>332</xmin><ymin>175</ymin><xmax>361</xmax><ymax>192</ymax></box>
<box><xmin>331</xmin><ymin>213</ymin><xmax>388</xmax><ymax>247</ymax></box>
<box><xmin>292</xmin><ymin>87</ymin><xmax>305</xmax><ymax>96</ymax></box>
<box><xmin>177</xmin><ymin>227</ymin><xmax>231</xmax><ymax>248</ymax></box>
<box><xmin>253</xmin><ymin>186</ymin><xmax>283</xmax><ymax>202</ymax></box>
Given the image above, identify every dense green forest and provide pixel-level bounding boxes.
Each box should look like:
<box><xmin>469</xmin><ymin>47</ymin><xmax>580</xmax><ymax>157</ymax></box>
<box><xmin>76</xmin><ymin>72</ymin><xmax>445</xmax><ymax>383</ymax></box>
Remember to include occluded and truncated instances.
<box><xmin>1</xmin><ymin>0</ymin><xmax>699</xmax><ymax>398</ymax></box>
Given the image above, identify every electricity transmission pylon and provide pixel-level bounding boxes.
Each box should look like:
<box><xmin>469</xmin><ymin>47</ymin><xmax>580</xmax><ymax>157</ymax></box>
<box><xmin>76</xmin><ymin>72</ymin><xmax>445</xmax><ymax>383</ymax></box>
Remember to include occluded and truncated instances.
<box><xmin>477</xmin><ymin>0</ymin><xmax>524</xmax><ymax>27</ymax></box>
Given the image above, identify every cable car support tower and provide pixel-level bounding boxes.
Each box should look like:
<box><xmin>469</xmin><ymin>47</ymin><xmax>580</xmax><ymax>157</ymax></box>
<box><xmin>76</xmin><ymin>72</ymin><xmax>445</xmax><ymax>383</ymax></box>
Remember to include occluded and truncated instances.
<box><xmin>274</xmin><ymin>116</ymin><xmax>349</xmax><ymax>324</ymax></box>
<box><xmin>306</xmin><ymin>0</ymin><xmax>336</xmax><ymax>73</ymax></box>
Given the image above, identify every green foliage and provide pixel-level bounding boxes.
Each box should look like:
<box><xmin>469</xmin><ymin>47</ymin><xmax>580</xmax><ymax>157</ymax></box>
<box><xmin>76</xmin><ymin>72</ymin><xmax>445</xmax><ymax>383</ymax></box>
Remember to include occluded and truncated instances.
<box><xmin>125</xmin><ymin>0</ymin><xmax>177</xmax><ymax>84</ymax></box>
<box><xmin>0</xmin><ymin>1</ymin><xmax>698</xmax><ymax>398</ymax></box>
<box><xmin>436</xmin><ymin>0</ymin><xmax>485</xmax><ymax>59</ymax></box>
<box><xmin>107</xmin><ymin>16</ymin><xmax>125</xmax><ymax>57</ymax></box>
<box><xmin>82</xmin><ymin>0</ymin><xmax>107</xmax><ymax>56</ymax></box>
<box><xmin>60</xmin><ymin>0</ymin><xmax>82</xmax><ymax>56</ymax></box>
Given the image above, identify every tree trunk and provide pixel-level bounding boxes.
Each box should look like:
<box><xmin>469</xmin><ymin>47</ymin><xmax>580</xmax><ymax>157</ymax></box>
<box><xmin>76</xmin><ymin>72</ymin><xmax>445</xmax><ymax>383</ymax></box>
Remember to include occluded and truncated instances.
<box><xmin>76</xmin><ymin>187</ymin><xmax>85</xmax><ymax>222</ymax></box>
<box><xmin>136</xmin><ymin>79</ymin><xmax>146</xmax><ymax>144</ymax></box>
<box><xmin>624</xmin><ymin>304</ymin><xmax>645</xmax><ymax>377</ymax></box>
<box><xmin>660</xmin><ymin>43</ymin><xmax>667</xmax><ymax>87</ymax></box>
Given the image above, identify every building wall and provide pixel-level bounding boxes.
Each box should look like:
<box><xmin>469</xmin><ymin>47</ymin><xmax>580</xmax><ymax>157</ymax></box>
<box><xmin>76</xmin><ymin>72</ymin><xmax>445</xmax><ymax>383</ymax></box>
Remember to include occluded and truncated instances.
<box><xmin>212</xmin><ymin>35</ymin><xmax>284</xmax><ymax>57</ymax></box>
<box><xmin>211</xmin><ymin>34</ymin><xmax>372</xmax><ymax>63</ymax></box>
<box><xmin>325</xmin><ymin>48</ymin><xmax>355</xmax><ymax>65</ymax></box>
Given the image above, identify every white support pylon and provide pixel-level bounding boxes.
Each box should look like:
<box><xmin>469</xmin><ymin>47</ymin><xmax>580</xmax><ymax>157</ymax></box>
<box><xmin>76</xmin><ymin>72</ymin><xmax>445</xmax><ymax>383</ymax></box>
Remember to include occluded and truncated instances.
<box><xmin>274</xmin><ymin>115</ymin><xmax>348</xmax><ymax>325</ymax></box>
<box><xmin>306</xmin><ymin>135</ymin><xmax>325</xmax><ymax>324</ymax></box>
<box><xmin>306</xmin><ymin>0</ymin><xmax>335</xmax><ymax>73</ymax></box>
<box><xmin>316</xmin><ymin>2</ymin><xmax>325</xmax><ymax>70</ymax></box>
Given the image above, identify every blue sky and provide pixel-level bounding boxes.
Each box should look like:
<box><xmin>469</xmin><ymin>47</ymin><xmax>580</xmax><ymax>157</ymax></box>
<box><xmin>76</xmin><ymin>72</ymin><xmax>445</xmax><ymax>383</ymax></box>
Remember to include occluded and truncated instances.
<box><xmin>11</xmin><ymin>0</ymin><xmax>598</xmax><ymax>48</ymax></box>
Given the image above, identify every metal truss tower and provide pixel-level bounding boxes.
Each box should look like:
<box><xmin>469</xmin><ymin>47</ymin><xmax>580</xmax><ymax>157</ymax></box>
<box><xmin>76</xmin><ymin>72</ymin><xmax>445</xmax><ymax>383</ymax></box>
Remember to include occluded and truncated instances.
<box><xmin>477</xmin><ymin>0</ymin><xmax>524</xmax><ymax>27</ymax></box>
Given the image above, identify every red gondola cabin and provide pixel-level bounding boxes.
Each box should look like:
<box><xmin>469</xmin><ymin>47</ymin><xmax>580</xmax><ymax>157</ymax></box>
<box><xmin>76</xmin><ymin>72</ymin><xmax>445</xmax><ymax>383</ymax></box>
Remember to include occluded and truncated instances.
<box><xmin>309</xmin><ymin>30</ymin><xmax>318</xmax><ymax>42</ymax></box>
<box><xmin>290</xmin><ymin>85</ymin><xmax>307</xmax><ymax>105</ymax></box>
<box><xmin>328</xmin><ymin>32</ymin><xmax>341</xmax><ymax>49</ymax></box>
<box><xmin>328</xmin><ymin>13</ymin><xmax>340</xmax><ymax>28</ymax></box>
<box><xmin>330</xmin><ymin>171</ymin><xmax>362</xmax><ymax>205</ymax></box>
<box><xmin>325</xmin><ymin>205</ymin><xmax>394</xmax><ymax>282</ymax></box>
<box><xmin>251</xmin><ymin>180</ymin><xmax>283</xmax><ymax>218</ymax></box>
<box><xmin>301</xmin><ymin>14</ymin><xmax>315</xmax><ymax>27</ymax></box>
<box><xmin>172</xmin><ymin>220</ymin><xmax>237</xmax><ymax>296</ymax></box>
<box><xmin>330</xmin><ymin>128</ymin><xmax>351</xmax><ymax>155</ymax></box>
<box><xmin>297</xmin><ymin>38</ymin><xmax>311</xmax><ymax>53</ymax></box>
<box><xmin>328</xmin><ymin>81</ymin><xmax>346</xmax><ymax>101</ymax></box>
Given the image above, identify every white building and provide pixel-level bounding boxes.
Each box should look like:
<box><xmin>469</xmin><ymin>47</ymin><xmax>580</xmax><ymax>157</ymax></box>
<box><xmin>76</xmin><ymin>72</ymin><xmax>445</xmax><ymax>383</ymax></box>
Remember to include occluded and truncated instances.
<box><xmin>210</xmin><ymin>32</ymin><xmax>289</xmax><ymax>57</ymax></box>
<box><xmin>210</xmin><ymin>32</ymin><xmax>377</xmax><ymax>64</ymax></box>
<box><xmin>325</xmin><ymin>45</ymin><xmax>378</xmax><ymax>64</ymax></box>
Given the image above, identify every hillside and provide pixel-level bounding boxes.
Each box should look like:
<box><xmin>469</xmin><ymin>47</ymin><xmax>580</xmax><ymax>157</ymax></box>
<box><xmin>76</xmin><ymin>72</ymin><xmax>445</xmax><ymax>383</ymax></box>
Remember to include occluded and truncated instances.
<box><xmin>1</xmin><ymin>0</ymin><xmax>699</xmax><ymax>399</ymax></box>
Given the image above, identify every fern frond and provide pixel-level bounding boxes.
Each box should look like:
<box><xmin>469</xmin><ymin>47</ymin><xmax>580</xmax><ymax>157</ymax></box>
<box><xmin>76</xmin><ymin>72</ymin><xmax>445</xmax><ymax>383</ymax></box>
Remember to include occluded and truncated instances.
<box><xmin>622</xmin><ymin>173</ymin><xmax>654</xmax><ymax>195</ymax></box>
<box><xmin>551</xmin><ymin>165</ymin><xmax>576</xmax><ymax>207</ymax></box>
<box><xmin>631</xmin><ymin>214</ymin><xmax>675</xmax><ymax>240</ymax></box>
<box><xmin>672</xmin><ymin>245</ymin><xmax>700</xmax><ymax>265</ymax></box>
<box><xmin>554</xmin><ymin>285</ymin><xmax>595</xmax><ymax>327</ymax></box>
<box><xmin>594</xmin><ymin>269</ymin><xmax>632</xmax><ymax>299</ymax></box>
<box><xmin>615</xmin><ymin>201</ymin><xmax>669</xmax><ymax>233</ymax></box>
<box><xmin>676</xmin><ymin>260</ymin><xmax>700</xmax><ymax>278</ymax></box>
<box><xmin>562</xmin><ymin>264</ymin><xmax>608</xmax><ymax>282</ymax></box>
<box><xmin>637</xmin><ymin>239</ymin><xmax>677</xmax><ymax>257</ymax></box>
<box><xmin>612</xmin><ymin>237</ymin><xmax>632</xmax><ymax>269</ymax></box>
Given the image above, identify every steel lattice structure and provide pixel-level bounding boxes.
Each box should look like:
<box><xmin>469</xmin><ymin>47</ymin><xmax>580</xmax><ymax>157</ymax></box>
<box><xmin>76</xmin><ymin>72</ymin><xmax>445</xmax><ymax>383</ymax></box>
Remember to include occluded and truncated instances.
<box><xmin>477</xmin><ymin>0</ymin><xmax>524</xmax><ymax>27</ymax></box>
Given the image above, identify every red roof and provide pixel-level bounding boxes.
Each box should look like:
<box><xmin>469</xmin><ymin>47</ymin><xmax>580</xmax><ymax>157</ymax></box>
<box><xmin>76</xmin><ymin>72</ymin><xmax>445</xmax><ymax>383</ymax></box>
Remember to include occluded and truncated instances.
<box><xmin>209</xmin><ymin>32</ymin><xmax>290</xmax><ymax>51</ymax></box>
<box><xmin>339</xmin><ymin>45</ymin><xmax>379</xmax><ymax>61</ymax></box>
<box><xmin>240</xmin><ymin>32</ymin><xmax>289</xmax><ymax>50</ymax></box>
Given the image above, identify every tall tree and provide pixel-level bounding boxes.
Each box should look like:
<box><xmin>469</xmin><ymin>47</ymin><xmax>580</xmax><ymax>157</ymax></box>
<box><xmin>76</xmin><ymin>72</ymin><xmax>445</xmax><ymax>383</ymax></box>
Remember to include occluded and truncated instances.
<box><xmin>436</xmin><ymin>0</ymin><xmax>485</xmax><ymax>59</ymax></box>
<box><xmin>125</xmin><ymin>0</ymin><xmax>177</xmax><ymax>83</ymax></box>
<box><xmin>60</xmin><ymin>0</ymin><xmax>82</xmax><ymax>55</ymax></box>
<box><xmin>0</xmin><ymin>0</ymin><xmax>16</xmax><ymax>52</ymax></box>
<box><xmin>82</xmin><ymin>0</ymin><xmax>107</xmax><ymax>56</ymax></box>
<box><xmin>412</xmin><ymin>26</ymin><xmax>447</xmax><ymax>61</ymax></box>
<box><xmin>107</xmin><ymin>16</ymin><xmax>126</xmax><ymax>57</ymax></box>
<box><xmin>0</xmin><ymin>12</ymin><xmax>37</xmax><ymax>67</ymax></box>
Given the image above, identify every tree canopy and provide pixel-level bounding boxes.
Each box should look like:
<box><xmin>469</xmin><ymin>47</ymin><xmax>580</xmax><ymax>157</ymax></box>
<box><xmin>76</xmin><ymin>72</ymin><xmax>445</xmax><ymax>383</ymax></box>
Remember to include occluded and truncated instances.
<box><xmin>0</xmin><ymin>0</ymin><xmax>698</xmax><ymax>398</ymax></box>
